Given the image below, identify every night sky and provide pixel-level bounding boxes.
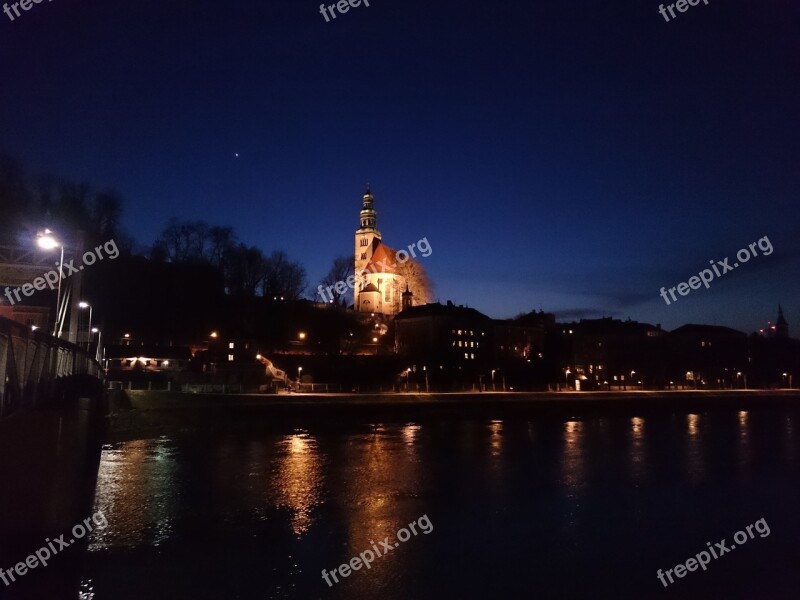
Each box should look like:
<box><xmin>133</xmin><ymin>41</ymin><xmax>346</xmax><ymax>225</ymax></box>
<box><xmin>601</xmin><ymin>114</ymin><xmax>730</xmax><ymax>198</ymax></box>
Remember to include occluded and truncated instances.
<box><xmin>1</xmin><ymin>0</ymin><xmax>798</xmax><ymax>332</ymax></box>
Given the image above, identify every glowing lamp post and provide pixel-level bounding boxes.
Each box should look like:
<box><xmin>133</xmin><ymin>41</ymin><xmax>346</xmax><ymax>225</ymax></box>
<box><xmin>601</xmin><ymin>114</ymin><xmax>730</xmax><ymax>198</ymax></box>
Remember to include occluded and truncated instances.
<box><xmin>36</xmin><ymin>229</ymin><xmax>64</xmax><ymax>336</ymax></box>
<box><xmin>78</xmin><ymin>301</ymin><xmax>93</xmax><ymax>351</ymax></box>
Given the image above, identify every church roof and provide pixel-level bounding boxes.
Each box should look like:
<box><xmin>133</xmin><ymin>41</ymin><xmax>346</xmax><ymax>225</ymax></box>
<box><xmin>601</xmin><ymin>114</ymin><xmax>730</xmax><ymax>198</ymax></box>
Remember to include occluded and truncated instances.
<box><xmin>363</xmin><ymin>243</ymin><xmax>398</xmax><ymax>274</ymax></box>
<box><xmin>361</xmin><ymin>283</ymin><xmax>380</xmax><ymax>293</ymax></box>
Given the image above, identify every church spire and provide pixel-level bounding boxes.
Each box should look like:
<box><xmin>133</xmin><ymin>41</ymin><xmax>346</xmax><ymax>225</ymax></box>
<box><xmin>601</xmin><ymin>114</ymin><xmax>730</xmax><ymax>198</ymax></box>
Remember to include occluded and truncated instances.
<box><xmin>359</xmin><ymin>185</ymin><xmax>377</xmax><ymax>231</ymax></box>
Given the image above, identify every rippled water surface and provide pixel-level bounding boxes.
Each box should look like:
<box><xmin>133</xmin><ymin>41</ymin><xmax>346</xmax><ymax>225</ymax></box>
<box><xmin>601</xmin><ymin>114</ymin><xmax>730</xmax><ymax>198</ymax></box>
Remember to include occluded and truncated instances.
<box><xmin>77</xmin><ymin>409</ymin><xmax>800</xmax><ymax>599</ymax></box>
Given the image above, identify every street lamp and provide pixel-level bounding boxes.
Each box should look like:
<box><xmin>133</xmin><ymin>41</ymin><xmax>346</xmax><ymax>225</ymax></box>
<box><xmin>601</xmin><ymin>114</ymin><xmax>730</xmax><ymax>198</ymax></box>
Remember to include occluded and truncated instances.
<box><xmin>736</xmin><ymin>371</ymin><xmax>747</xmax><ymax>389</ymax></box>
<box><xmin>298</xmin><ymin>331</ymin><xmax>306</xmax><ymax>340</ymax></box>
<box><xmin>491</xmin><ymin>369</ymin><xmax>496</xmax><ymax>391</ymax></box>
<box><xmin>91</xmin><ymin>327</ymin><xmax>102</xmax><ymax>362</ymax></box>
<box><xmin>79</xmin><ymin>301</ymin><xmax>93</xmax><ymax>351</ymax></box>
<box><xmin>36</xmin><ymin>229</ymin><xmax>64</xmax><ymax>337</ymax></box>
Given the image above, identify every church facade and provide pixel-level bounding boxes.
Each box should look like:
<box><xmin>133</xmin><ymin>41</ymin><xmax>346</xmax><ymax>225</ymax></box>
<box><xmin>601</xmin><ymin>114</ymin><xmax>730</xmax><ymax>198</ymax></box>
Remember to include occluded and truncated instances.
<box><xmin>354</xmin><ymin>188</ymin><xmax>412</xmax><ymax>316</ymax></box>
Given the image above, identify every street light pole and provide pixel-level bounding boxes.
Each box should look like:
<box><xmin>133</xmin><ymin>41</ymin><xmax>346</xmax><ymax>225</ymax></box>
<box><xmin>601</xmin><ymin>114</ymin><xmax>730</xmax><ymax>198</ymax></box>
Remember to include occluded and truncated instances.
<box><xmin>79</xmin><ymin>302</ymin><xmax>93</xmax><ymax>351</ymax></box>
<box><xmin>94</xmin><ymin>329</ymin><xmax>102</xmax><ymax>363</ymax></box>
<box><xmin>36</xmin><ymin>231</ymin><xmax>64</xmax><ymax>337</ymax></box>
<box><xmin>55</xmin><ymin>244</ymin><xmax>64</xmax><ymax>336</ymax></box>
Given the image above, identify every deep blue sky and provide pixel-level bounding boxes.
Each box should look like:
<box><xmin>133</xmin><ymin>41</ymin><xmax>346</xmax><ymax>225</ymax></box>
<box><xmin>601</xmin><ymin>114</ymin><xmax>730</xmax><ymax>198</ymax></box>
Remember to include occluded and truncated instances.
<box><xmin>1</xmin><ymin>0</ymin><xmax>798</xmax><ymax>332</ymax></box>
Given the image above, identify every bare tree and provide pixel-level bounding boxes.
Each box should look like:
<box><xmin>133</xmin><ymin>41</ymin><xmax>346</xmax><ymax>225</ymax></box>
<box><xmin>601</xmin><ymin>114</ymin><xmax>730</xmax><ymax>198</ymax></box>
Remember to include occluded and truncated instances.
<box><xmin>226</xmin><ymin>244</ymin><xmax>267</xmax><ymax>297</ymax></box>
<box><xmin>0</xmin><ymin>154</ymin><xmax>30</xmax><ymax>237</ymax></box>
<box><xmin>262</xmin><ymin>250</ymin><xmax>307</xmax><ymax>301</ymax></box>
<box><xmin>385</xmin><ymin>248</ymin><xmax>433</xmax><ymax>308</ymax></box>
<box><xmin>207</xmin><ymin>226</ymin><xmax>237</xmax><ymax>268</ymax></box>
<box><xmin>320</xmin><ymin>256</ymin><xmax>353</xmax><ymax>305</ymax></box>
<box><xmin>154</xmin><ymin>219</ymin><xmax>210</xmax><ymax>263</ymax></box>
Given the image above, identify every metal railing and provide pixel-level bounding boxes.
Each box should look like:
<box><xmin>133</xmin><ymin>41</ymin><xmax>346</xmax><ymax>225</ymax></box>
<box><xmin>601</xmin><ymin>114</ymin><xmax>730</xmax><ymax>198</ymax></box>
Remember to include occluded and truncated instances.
<box><xmin>0</xmin><ymin>316</ymin><xmax>102</xmax><ymax>419</ymax></box>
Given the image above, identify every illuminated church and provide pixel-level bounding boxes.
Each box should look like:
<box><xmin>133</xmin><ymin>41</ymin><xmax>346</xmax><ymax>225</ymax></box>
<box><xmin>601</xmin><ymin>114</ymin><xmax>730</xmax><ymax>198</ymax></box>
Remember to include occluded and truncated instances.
<box><xmin>354</xmin><ymin>188</ymin><xmax>413</xmax><ymax>316</ymax></box>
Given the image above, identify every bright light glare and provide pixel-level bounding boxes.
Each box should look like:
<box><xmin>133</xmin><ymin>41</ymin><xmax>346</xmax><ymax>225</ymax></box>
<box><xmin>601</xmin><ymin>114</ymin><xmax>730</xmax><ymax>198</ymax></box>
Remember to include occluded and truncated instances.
<box><xmin>37</xmin><ymin>234</ymin><xmax>59</xmax><ymax>250</ymax></box>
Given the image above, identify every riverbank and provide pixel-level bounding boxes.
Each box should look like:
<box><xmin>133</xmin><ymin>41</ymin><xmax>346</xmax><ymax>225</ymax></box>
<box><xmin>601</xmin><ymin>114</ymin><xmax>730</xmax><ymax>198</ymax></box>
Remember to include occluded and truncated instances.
<box><xmin>108</xmin><ymin>389</ymin><xmax>800</xmax><ymax>441</ymax></box>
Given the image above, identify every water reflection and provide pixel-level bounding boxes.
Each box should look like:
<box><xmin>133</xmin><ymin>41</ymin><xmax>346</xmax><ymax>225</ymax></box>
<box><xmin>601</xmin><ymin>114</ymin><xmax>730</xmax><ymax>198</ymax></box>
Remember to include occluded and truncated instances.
<box><xmin>272</xmin><ymin>432</ymin><xmax>323</xmax><ymax>537</ymax></box>
<box><xmin>78</xmin><ymin>578</ymin><xmax>95</xmax><ymax>599</ymax></box>
<box><xmin>629</xmin><ymin>417</ymin><xmax>648</xmax><ymax>481</ymax></box>
<box><xmin>561</xmin><ymin>420</ymin><xmax>585</xmax><ymax>491</ymax></box>
<box><xmin>333</xmin><ymin>424</ymin><xmax>423</xmax><ymax>593</ymax></box>
<box><xmin>489</xmin><ymin>420</ymin><xmax>503</xmax><ymax>457</ymax></box>
<box><xmin>737</xmin><ymin>411</ymin><xmax>751</xmax><ymax>469</ymax></box>
<box><xmin>402</xmin><ymin>423</ymin><xmax>421</xmax><ymax>457</ymax></box>
<box><xmin>91</xmin><ymin>437</ymin><xmax>178</xmax><ymax>549</ymax></box>
<box><xmin>685</xmin><ymin>414</ymin><xmax>705</xmax><ymax>483</ymax></box>
<box><xmin>687</xmin><ymin>413</ymin><xmax>699</xmax><ymax>437</ymax></box>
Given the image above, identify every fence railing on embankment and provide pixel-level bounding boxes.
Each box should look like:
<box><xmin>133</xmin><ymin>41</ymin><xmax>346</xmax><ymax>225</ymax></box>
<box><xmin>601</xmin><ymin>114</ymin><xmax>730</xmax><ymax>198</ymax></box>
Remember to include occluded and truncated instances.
<box><xmin>0</xmin><ymin>316</ymin><xmax>103</xmax><ymax>420</ymax></box>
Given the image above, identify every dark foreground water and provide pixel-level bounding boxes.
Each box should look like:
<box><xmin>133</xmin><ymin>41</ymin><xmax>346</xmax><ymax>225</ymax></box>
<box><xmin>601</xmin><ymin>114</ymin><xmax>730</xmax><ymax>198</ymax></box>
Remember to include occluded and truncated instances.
<box><xmin>68</xmin><ymin>408</ymin><xmax>800</xmax><ymax>598</ymax></box>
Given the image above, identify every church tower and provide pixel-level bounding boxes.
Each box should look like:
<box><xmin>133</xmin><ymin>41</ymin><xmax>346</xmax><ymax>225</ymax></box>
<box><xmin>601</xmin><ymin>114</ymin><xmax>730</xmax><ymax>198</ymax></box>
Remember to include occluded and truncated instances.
<box><xmin>402</xmin><ymin>284</ymin><xmax>413</xmax><ymax>311</ymax></box>
<box><xmin>355</xmin><ymin>187</ymin><xmax>381</xmax><ymax>285</ymax></box>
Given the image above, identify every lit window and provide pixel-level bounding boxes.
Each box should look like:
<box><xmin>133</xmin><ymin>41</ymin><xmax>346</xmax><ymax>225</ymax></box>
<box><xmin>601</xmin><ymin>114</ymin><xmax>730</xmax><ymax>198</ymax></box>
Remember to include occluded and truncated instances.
<box><xmin>458</xmin><ymin>330</ymin><xmax>462</xmax><ymax>335</ymax></box>
<box><xmin>471</xmin><ymin>353</ymin><xmax>475</xmax><ymax>359</ymax></box>
<box><xmin>470</xmin><ymin>341</ymin><xmax>474</xmax><ymax>347</ymax></box>
<box><xmin>458</xmin><ymin>341</ymin><xmax>463</xmax><ymax>347</ymax></box>
<box><xmin>229</xmin><ymin>342</ymin><xmax>234</xmax><ymax>349</ymax></box>
<box><xmin>464</xmin><ymin>353</ymin><xmax>469</xmax><ymax>359</ymax></box>
<box><xmin>228</xmin><ymin>354</ymin><xmax>234</xmax><ymax>362</ymax></box>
